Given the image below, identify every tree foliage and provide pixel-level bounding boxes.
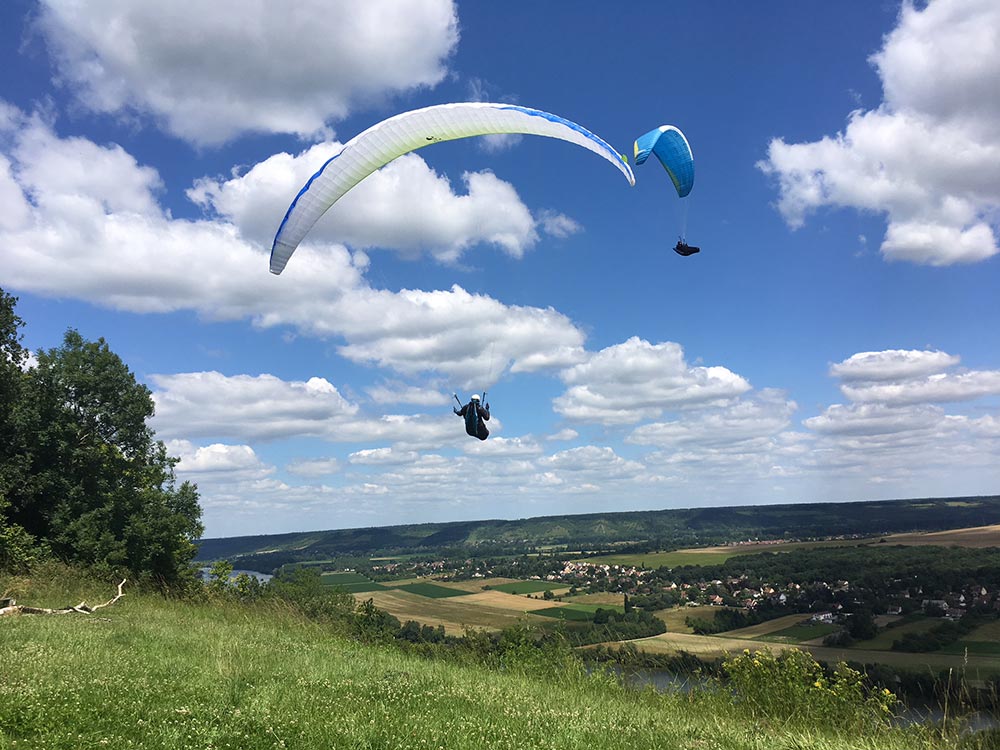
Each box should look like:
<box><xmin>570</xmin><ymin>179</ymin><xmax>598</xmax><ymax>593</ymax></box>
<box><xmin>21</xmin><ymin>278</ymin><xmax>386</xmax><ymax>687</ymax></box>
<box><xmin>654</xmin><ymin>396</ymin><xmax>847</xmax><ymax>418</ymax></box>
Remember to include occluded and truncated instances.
<box><xmin>0</xmin><ymin>289</ymin><xmax>203</xmax><ymax>585</ymax></box>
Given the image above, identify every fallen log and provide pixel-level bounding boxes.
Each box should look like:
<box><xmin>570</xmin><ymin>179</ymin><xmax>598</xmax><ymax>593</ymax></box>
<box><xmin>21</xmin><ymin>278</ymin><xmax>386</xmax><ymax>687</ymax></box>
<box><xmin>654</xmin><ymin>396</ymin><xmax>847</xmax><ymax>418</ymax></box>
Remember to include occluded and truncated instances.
<box><xmin>0</xmin><ymin>579</ymin><xmax>126</xmax><ymax>617</ymax></box>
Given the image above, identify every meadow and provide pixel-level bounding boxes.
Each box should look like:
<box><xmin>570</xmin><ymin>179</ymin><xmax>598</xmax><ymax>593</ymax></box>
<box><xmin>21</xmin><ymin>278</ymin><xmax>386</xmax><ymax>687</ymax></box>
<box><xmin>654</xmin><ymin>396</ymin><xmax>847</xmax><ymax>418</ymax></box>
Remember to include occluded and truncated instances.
<box><xmin>0</xmin><ymin>571</ymin><xmax>972</xmax><ymax>750</ymax></box>
<box><xmin>579</xmin><ymin>537</ymin><xmax>882</xmax><ymax>569</ymax></box>
<box><xmin>881</xmin><ymin>525</ymin><xmax>1000</xmax><ymax>548</ymax></box>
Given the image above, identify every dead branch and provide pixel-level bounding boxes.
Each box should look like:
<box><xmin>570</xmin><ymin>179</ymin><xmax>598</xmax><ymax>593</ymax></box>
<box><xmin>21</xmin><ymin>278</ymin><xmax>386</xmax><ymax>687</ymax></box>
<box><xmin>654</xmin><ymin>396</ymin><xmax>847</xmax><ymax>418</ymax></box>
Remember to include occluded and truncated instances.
<box><xmin>0</xmin><ymin>579</ymin><xmax>126</xmax><ymax>617</ymax></box>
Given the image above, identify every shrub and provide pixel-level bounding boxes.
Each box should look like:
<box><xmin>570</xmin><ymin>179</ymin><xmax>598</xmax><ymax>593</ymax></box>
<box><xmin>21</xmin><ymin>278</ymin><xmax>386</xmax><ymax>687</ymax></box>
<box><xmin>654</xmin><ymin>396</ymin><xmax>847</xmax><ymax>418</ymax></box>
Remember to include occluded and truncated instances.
<box><xmin>719</xmin><ymin>648</ymin><xmax>898</xmax><ymax>733</ymax></box>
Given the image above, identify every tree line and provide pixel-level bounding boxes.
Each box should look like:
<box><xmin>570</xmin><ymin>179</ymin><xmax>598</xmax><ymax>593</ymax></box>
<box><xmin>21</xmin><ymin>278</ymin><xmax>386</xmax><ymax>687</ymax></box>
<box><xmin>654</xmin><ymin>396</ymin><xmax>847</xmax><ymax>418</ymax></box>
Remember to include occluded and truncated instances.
<box><xmin>0</xmin><ymin>288</ymin><xmax>203</xmax><ymax>587</ymax></box>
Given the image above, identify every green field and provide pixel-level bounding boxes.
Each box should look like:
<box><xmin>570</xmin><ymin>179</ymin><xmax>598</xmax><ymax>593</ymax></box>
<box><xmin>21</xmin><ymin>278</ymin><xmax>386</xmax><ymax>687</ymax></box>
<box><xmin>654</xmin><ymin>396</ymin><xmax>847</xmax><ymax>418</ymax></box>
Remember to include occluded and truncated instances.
<box><xmin>393</xmin><ymin>582</ymin><xmax>472</xmax><ymax>599</ymax></box>
<box><xmin>653</xmin><ymin>605</ymin><xmax>726</xmax><ymax>634</ymax></box>
<box><xmin>942</xmin><ymin>641</ymin><xmax>1000</xmax><ymax>655</ymax></box>
<box><xmin>759</xmin><ymin>622</ymin><xmax>840</xmax><ymax>643</ymax></box>
<box><xmin>851</xmin><ymin>616</ymin><xmax>938</xmax><ymax>651</ymax></box>
<box><xmin>529</xmin><ymin>606</ymin><xmax>596</xmax><ymax>622</ymax></box>
<box><xmin>320</xmin><ymin>572</ymin><xmax>385</xmax><ymax>592</ymax></box>
<box><xmin>320</xmin><ymin>572</ymin><xmax>371</xmax><ymax>584</ymax></box>
<box><xmin>490</xmin><ymin>580</ymin><xmax>566</xmax><ymax>595</ymax></box>
<box><xmin>581</xmin><ymin>538</ymin><xmax>880</xmax><ymax>570</ymax></box>
<box><xmin>579</xmin><ymin>550</ymin><xmax>740</xmax><ymax>567</ymax></box>
<box><xmin>339</xmin><ymin>581</ymin><xmax>388</xmax><ymax>593</ymax></box>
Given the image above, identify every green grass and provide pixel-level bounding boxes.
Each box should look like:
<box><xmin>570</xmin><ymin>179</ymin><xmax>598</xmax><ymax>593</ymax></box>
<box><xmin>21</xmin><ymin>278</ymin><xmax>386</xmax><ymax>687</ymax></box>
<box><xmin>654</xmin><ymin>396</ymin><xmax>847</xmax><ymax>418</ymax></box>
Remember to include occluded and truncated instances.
<box><xmin>490</xmin><ymin>581</ymin><xmax>565</xmax><ymax>594</ymax></box>
<box><xmin>393</xmin><ymin>582</ymin><xmax>471</xmax><ymax>599</ymax></box>
<box><xmin>0</xmin><ymin>569</ymin><xmax>972</xmax><ymax>750</ymax></box>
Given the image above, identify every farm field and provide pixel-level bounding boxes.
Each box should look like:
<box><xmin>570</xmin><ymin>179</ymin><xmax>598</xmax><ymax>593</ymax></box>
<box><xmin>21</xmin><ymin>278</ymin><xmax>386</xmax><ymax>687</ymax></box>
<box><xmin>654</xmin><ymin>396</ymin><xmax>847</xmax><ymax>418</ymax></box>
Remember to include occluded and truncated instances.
<box><xmin>320</xmin><ymin>572</ymin><xmax>386</xmax><ymax>593</ymax></box>
<box><xmin>759</xmin><ymin>622</ymin><xmax>840</xmax><ymax>644</ymax></box>
<box><xmin>960</xmin><ymin>619</ymin><xmax>1000</xmax><ymax>642</ymax></box>
<box><xmin>942</xmin><ymin>640</ymin><xmax>1000</xmax><ymax>655</ymax></box>
<box><xmin>652</xmin><ymin>605</ymin><xmax>726</xmax><ymax>634</ymax></box>
<box><xmin>392</xmin><ymin>582</ymin><xmax>471</xmax><ymax>599</ymax></box>
<box><xmin>717</xmin><ymin>614</ymin><xmax>810</xmax><ymax>639</ymax></box>
<box><xmin>436</xmin><ymin>577</ymin><xmax>520</xmax><ymax>592</ymax></box>
<box><xmin>489</xmin><ymin>580</ymin><xmax>567</xmax><ymax>595</ymax></box>
<box><xmin>460</xmin><ymin>590</ymin><xmax>567</xmax><ymax>612</ymax></box>
<box><xmin>320</xmin><ymin>572</ymin><xmax>370</xmax><ymax>584</ymax></box>
<box><xmin>563</xmin><ymin>592</ymin><xmax>628</xmax><ymax>606</ymax></box>
<box><xmin>530</xmin><ymin>606</ymin><xmax>595</xmax><ymax>621</ymax></box>
<box><xmin>361</xmin><ymin>589</ymin><xmax>549</xmax><ymax>635</ymax></box>
<box><xmin>580</xmin><ymin>537</ymin><xmax>879</xmax><ymax>569</ymax></box>
<box><xmin>579</xmin><ymin>550</ymin><xmax>739</xmax><ymax>568</ymax></box>
<box><xmin>878</xmin><ymin>524</ymin><xmax>1000</xmax><ymax>548</ymax></box>
<box><xmin>850</xmin><ymin>617</ymin><xmax>938</xmax><ymax>651</ymax></box>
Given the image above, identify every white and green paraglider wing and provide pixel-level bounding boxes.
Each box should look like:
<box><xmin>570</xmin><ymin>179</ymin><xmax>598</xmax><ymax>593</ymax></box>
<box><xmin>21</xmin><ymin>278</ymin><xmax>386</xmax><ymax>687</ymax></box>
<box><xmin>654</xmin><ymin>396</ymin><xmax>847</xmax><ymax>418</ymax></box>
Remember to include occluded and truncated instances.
<box><xmin>270</xmin><ymin>102</ymin><xmax>635</xmax><ymax>274</ymax></box>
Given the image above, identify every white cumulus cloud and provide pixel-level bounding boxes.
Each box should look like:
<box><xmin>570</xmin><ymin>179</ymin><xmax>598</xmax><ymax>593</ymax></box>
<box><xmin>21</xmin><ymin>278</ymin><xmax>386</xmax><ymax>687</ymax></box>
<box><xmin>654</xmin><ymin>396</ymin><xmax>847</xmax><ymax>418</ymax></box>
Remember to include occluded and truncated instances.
<box><xmin>555</xmin><ymin>337</ymin><xmax>751</xmax><ymax>424</ymax></box>
<box><xmin>759</xmin><ymin>0</ymin><xmax>1000</xmax><ymax>265</ymax></box>
<box><xmin>190</xmin><ymin>145</ymin><xmax>579</xmax><ymax>263</ymax></box>
<box><xmin>0</xmin><ymin>112</ymin><xmax>590</xmax><ymax>387</ymax></box>
<box><xmin>36</xmin><ymin>0</ymin><xmax>459</xmax><ymax>145</ymax></box>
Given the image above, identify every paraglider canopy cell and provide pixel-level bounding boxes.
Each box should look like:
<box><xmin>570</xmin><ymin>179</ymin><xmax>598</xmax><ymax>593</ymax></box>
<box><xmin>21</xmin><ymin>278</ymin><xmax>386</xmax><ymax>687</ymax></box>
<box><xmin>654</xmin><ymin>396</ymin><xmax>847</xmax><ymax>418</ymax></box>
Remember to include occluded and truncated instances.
<box><xmin>633</xmin><ymin>125</ymin><xmax>694</xmax><ymax>198</ymax></box>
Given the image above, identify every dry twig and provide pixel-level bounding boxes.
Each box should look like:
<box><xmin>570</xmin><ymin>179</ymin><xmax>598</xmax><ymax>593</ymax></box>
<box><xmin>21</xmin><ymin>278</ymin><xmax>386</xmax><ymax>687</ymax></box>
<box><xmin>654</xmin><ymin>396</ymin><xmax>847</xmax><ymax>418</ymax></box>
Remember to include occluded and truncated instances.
<box><xmin>0</xmin><ymin>579</ymin><xmax>126</xmax><ymax>617</ymax></box>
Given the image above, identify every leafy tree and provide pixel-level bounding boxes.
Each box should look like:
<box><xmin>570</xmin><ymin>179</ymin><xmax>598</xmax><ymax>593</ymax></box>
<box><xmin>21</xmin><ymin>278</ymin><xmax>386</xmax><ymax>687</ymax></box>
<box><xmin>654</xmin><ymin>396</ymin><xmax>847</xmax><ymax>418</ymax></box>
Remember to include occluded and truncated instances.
<box><xmin>846</xmin><ymin>610</ymin><xmax>878</xmax><ymax>641</ymax></box>
<box><xmin>2</xmin><ymin>319</ymin><xmax>203</xmax><ymax>584</ymax></box>
<box><xmin>208</xmin><ymin>560</ymin><xmax>235</xmax><ymax>594</ymax></box>
<box><xmin>0</xmin><ymin>289</ymin><xmax>37</xmax><ymax>572</ymax></box>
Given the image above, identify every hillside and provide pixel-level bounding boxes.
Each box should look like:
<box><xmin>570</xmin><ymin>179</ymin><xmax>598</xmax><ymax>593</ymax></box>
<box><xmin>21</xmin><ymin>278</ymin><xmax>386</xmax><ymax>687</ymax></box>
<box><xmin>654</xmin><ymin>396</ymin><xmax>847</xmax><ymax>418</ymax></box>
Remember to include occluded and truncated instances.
<box><xmin>0</xmin><ymin>573</ymin><xmax>963</xmax><ymax>749</ymax></box>
<box><xmin>196</xmin><ymin>494</ymin><xmax>1000</xmax><ymax>569</ymax></box>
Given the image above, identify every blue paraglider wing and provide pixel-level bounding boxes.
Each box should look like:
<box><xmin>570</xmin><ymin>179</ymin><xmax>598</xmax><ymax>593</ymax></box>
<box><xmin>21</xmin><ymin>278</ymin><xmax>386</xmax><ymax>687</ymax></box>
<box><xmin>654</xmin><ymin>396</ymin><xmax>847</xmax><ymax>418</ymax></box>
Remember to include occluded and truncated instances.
<box><xmin>633</xmin><ymin>125</ymin><xmax>694</xmax><ymax>198</ymax></box>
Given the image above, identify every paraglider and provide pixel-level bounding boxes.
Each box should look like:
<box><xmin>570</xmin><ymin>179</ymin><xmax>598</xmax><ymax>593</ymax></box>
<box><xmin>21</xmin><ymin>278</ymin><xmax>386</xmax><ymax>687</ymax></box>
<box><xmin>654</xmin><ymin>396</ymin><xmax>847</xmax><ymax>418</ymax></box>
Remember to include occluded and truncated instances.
<box><xmin>633</xmin><ymin>125</ymin><xmax>698</xmax><ymax>255</ymax></box>
<box><xmin>270</xmin><ymin>102</ymin><xmax>636</xmax><ymax>274</ymax></box>
<box><xmin>454</xmin><ymin>393</ymin><xmax>490</xmax><ymax>441</ymax></box>
<box><xmin>674</xmin><ymin>240</ymin><xmax>700</xmax><ymax>256</ymax></box>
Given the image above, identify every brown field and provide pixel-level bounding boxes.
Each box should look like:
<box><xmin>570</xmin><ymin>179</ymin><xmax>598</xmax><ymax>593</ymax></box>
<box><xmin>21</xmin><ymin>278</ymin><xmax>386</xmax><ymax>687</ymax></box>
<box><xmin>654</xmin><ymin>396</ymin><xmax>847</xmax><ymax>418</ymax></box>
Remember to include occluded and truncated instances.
<box><xmin>878</xmin><ymin>524</ymin><xmax>1000</xmax><ymax>548</ymax></box>
<box><xmin>460</xmin><ymin>590</ymin><xmax>567</xmax><ymax>612</ymax></box>
<box><xmin>437</xmin><ymin>577</ymin><xmax>521</xmax><ymax>592</ymax></box>
<box><xmin>360</xmin><ymin>589</ymin><xmax>545</xmax><ymax>635</ymax></box>
<box><xmin>564</xmin><ymin>592</ymin><xmax>629</xmax><ymax>606</ymax></box>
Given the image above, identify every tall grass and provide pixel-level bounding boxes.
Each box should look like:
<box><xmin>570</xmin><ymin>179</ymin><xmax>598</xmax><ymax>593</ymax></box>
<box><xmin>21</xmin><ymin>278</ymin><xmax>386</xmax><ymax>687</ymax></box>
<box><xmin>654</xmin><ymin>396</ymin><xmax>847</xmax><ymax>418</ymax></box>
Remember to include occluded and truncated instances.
<box><xmin>0</xmin><ymin>568</ymin><xmax>987</xmax><ymax>749</ymax></box>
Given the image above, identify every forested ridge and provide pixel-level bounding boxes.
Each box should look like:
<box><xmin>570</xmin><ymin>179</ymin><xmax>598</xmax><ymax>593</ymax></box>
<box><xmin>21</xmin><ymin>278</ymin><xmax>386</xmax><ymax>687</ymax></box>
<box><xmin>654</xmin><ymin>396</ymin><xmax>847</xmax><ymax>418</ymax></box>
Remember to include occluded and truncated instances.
<box><xmin>197</xmin><ymin>496</ymin><xmax>1000</xmax><ymax>569</ymax></box>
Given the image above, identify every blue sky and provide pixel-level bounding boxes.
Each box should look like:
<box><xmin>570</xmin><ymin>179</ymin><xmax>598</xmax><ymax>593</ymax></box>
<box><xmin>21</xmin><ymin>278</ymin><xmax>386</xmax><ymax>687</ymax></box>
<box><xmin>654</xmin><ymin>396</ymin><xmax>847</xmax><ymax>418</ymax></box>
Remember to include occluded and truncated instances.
<box><xmin>3</xmin><ymin>1</ymin><xmax>999</xmax><ymax>538</ymax></box>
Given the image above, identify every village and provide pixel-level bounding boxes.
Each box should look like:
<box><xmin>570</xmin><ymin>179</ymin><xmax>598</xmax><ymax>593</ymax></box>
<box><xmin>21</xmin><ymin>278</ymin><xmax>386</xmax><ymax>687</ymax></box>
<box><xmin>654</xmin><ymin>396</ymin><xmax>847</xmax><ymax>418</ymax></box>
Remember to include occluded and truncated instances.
<box><xmin>367</xmin><ymin>549</ymin><xmax>1000</xmax><ymax>630</ymax></box>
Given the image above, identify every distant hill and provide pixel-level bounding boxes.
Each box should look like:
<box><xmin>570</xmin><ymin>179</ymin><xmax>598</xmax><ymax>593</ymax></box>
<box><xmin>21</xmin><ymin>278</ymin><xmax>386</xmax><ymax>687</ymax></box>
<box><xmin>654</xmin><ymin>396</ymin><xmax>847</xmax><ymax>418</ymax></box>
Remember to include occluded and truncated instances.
<box><xmin>196</xmin><ymin>494</ymin><xmax>1000</xmax><ymax>570</ymax></box>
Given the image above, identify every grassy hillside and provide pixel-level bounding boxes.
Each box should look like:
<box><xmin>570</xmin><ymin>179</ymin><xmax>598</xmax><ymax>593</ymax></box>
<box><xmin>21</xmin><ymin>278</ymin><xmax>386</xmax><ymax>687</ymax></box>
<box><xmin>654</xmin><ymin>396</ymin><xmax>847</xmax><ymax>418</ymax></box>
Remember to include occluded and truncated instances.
<box><xmin>0</xmin><ymin>571</ymin><xmax>985</xmax><ymax>749</ymax></box>
<box><xmin>195</xmin><ymin>495</ymin><xmax>1000</xmax><ymax>568</ymax></box>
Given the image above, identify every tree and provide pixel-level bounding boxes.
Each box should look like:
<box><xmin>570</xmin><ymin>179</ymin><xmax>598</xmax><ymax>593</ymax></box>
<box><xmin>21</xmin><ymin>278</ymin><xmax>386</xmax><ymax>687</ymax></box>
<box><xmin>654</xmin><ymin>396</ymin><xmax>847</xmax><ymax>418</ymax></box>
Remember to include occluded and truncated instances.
<box><xmin>0</xmin><ymin>288</ymin><xmax>36</xmax><ymax>572</ymax></box>
<box><xmin>3</xmin><ymin>323</ymin><xmax>203</xmax><ymax>584</ymax></box>
<box><xmin>846</xmin><ymin>609</ymin><xmax>878</xmax><ymax>641</ymax></box>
